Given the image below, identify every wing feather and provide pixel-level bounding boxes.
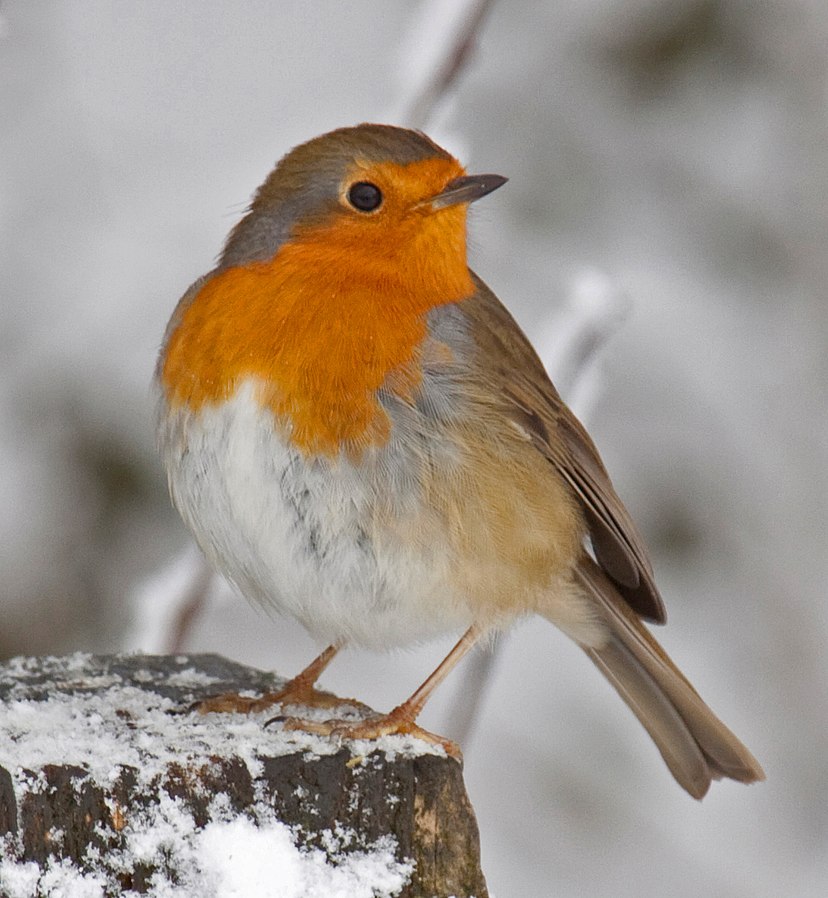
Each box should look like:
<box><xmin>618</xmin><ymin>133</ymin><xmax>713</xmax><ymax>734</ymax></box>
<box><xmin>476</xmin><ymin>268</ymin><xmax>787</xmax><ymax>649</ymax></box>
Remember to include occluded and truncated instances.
<box><xmin>462</xmin><ymin>275</ymin><xmax>666</xmax><ymax>623</ymax></box>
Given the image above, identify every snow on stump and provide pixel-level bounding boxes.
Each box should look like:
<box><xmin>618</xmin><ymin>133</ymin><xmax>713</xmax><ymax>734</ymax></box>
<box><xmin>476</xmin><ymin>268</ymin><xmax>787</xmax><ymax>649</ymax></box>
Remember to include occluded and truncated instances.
<box><xmin>0</xmin><ymin>654</ymin><xmax>488</xmax><ymax>898</ymax></box>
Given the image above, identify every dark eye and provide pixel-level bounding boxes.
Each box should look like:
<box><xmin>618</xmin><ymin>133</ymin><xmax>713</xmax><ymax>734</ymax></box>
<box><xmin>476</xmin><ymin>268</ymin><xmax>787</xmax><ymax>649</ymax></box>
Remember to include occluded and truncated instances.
<box><xmin>347</xmin><ymin>181</ymin><xmax>383</xmax><ymax>212</ymax></box>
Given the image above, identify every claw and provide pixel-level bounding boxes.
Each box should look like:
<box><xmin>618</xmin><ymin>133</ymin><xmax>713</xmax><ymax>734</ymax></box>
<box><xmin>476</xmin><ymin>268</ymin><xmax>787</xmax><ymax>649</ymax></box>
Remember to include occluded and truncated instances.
<box><xmin>273</xmin><ymin>712</ymin><xmax>463</xmax><ymax>760</ymax></box>
<box><xmin>189</xmin><ymin>692</ymin><xmax>273</xmax><ymax>715</ymax></box>
<box><xmin>188</xmin><ymin>686</ymin><xmax>371</xmax><ymax>717</ymax></box>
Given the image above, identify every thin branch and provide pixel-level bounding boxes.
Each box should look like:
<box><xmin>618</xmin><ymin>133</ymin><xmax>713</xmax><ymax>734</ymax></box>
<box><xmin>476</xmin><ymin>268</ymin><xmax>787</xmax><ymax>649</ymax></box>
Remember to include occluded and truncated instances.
<box><xmin>125</xmin><ymin>542</ymin><xmax>214</xmax><ymax>653</ymax></box>
<box><xmin>396</xmin><ymin>0</ymin><xmax>495</xmax><ymax>130</ymax></box>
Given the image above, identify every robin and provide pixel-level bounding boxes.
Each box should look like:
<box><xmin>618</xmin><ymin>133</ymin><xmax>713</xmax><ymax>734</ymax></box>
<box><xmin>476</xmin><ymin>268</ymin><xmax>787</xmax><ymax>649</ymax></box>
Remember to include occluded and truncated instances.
<box><xmin>156</xmin><ymin>123</ymin><xmax>764</xmax><ymax>798</ymax></box>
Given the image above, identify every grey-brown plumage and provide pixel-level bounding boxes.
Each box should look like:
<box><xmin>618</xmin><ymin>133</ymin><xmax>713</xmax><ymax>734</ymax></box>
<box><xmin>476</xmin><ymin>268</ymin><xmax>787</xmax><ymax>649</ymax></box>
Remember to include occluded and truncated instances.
<box><xmin>459</xmin><ymin>277</ymin><xmax>764</xmax><ymax>798</ymax></box>
<box><xmin>576</xmin><ymin>558</ymin><xmax>763</xmax><ymax>798</ymax></box>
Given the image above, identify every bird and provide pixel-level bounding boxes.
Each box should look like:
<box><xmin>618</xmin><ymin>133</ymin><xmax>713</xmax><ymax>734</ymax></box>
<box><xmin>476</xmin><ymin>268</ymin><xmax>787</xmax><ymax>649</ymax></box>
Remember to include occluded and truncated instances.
<box><xmin>155</xmin><ymin>123</ymin><xmax>764</xmax><ymax>799</ymax></box>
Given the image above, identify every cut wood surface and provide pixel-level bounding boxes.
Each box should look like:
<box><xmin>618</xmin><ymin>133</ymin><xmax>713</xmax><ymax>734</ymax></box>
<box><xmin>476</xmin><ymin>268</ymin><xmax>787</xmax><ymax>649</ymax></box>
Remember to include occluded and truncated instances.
<box><xmin>0</xmin><ymin>653</ymin><xmax>488</xmax><ymax>898</ymax></box>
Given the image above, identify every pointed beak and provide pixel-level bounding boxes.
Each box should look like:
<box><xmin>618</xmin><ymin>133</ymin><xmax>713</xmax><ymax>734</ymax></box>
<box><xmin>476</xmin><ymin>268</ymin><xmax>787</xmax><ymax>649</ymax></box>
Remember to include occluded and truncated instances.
<box><xmin>426</xmin><ymin>173</ymin><xmax>508</xmax><ymax>210</ymax></box>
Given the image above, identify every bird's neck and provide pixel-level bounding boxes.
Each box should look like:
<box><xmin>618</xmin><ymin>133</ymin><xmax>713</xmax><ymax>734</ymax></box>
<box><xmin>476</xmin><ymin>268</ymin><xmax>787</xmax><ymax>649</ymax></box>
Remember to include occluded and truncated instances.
<box><xmin>160</xmin><ymin>222</ymin><xmax>474</xmax><ymax>458</ymax></box>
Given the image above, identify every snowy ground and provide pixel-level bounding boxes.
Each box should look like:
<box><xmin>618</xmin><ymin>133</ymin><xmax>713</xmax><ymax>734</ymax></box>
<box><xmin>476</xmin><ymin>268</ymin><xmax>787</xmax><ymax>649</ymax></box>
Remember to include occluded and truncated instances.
<box><xmin>2</xmin><ymin>2</ymin><xmax>827</xmax><ymax>896</ymax></box>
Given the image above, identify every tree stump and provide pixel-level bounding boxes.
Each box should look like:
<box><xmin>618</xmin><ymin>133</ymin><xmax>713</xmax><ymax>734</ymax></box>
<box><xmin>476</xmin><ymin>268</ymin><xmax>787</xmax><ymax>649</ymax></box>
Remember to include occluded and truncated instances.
<box><xmin>0</xmin><ymin>653</ymin><xmax>488</xmax><ymax>897</ymax></box>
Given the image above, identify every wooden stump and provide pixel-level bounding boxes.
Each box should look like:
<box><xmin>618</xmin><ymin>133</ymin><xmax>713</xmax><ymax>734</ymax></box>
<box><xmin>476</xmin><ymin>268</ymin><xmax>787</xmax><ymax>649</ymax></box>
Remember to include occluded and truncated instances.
<box><xmin>0</xmin><ymin>653</ymin><xmax>488</xmax><ymax>897</ymax></box>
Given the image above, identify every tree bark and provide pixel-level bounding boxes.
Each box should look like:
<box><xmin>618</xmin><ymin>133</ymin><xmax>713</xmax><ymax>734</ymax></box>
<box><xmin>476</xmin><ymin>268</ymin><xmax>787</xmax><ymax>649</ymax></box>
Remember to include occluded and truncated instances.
<box><xmin>0</xmin><ymin>653</ymin><xmax>488</xmax><ymax>897</ymax></box>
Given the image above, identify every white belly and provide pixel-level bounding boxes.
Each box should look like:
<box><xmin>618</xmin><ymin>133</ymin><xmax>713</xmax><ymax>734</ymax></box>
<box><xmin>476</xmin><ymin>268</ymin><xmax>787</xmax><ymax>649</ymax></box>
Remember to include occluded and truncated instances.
<box><xmin>157</xmin><ymin>382</ymin><xmax>473</xmax><ymax>648</ymax></box>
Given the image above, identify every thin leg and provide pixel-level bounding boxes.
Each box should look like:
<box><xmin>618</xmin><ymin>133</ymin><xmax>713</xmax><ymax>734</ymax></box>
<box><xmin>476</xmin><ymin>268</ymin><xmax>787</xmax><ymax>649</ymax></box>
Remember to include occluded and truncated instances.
<box><xmin>277</xmin><ymin>625</ymin><xmax>485</xmax><ymax>758</ymax></box>
<box><xmin>389</xmin><ymin>625</ymin><xmax>483</xmax><ymax>721</ymax></box>
<box><xmin>194</xmin><ymin>643</ymin><xmax>355</xmax><ymax>715</ymax></box>
<box><xmin>282</xmin><ymin>643</ymin><xmax>341</xmax><ymax>695</ymax></box>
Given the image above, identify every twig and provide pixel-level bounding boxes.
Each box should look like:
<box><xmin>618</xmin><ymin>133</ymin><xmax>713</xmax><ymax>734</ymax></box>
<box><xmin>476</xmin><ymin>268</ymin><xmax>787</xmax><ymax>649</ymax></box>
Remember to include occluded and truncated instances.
<box><xmin>124</xmin><ymin>542</ymin><xmax>215</xmax><ymax>653</ymax></box>
<box><xmin>394</xmin><ymin>0</ymin><xmax>495</xmax><ymax>130</ymax></box>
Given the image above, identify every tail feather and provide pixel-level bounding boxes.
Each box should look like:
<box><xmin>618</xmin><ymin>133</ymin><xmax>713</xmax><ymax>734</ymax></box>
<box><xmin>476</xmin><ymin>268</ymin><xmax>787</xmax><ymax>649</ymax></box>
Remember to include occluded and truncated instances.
<box><xmin>574</xmin><ymin>557</ymin><xmax>765</xmax><ymax>799</ymax></box>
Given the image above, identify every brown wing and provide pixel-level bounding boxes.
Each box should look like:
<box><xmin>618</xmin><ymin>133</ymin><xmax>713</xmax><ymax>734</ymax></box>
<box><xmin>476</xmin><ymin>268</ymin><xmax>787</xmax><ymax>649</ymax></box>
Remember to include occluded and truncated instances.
<box><xmin>463</xmin><ymin>274</ymin><xmax>665</xmax><ymax>623</ymax></box>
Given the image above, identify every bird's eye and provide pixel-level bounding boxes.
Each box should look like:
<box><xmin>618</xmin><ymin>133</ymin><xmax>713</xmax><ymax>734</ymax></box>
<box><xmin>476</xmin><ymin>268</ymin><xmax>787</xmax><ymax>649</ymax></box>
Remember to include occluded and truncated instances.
<box><xmin>347</xmin><ymin>181</ymin><xmax>383</xmax><ymax>212</ymax></box>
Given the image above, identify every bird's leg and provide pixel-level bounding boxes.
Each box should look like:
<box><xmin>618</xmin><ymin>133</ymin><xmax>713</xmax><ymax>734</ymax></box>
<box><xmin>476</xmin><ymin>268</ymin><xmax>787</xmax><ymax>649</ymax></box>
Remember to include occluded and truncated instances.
<box><xmin>193</xmin><ymin>643</ymin><xmax>358</xmax><ymax>715</ymax></box>
<box><xmin>275</xmin><ymin>625</ymin><xmax>484</xmax><ymax>758</ymax></box>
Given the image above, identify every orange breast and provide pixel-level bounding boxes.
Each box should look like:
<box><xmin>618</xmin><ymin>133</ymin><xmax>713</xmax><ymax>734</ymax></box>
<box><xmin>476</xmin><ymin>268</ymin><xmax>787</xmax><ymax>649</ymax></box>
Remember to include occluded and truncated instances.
<box><xmin>160</xmin><ymin>204</ymin><xmax>475</xmax><ymax>457</ymax></box>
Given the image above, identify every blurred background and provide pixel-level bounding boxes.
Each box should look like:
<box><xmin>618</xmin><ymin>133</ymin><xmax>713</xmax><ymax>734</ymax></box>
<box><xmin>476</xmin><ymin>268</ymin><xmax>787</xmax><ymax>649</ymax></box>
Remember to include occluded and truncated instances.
<box><xmin>2</xmin><ymin>1</ymin><xmax>826</xmax><ymax>895</ymax></box>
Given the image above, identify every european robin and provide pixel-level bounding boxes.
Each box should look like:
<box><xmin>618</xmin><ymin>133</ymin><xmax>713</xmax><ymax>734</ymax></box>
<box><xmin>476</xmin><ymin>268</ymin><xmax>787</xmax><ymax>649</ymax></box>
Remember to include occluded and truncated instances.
<box><xmin>156</xmin><ymin>123</ymin><xmax>764</xmax><ymax>798</ymax></box>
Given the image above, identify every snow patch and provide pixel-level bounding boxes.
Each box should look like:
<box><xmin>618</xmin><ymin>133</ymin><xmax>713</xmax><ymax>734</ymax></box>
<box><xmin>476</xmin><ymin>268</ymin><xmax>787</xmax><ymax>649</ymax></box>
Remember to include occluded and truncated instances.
<box><xmin>0</xmin><ymin>794</ymin><xmax>413</xmax><ymax>898</ymax></box>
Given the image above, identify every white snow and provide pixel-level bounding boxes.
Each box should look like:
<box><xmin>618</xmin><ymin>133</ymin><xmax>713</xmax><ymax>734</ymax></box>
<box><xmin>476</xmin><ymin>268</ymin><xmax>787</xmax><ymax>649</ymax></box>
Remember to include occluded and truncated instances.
<box><xmin>0</xmin><ymin>795</ymin><xmax>413</xmax><ymax>898</ymax></box>
<box><xmin>194</xmin><ymin>817</ymin><xmax>412</xmax><ymax>898</ymax></box>
<box><xmin>0</xmin><ymin>655</ymin><xmax>444</xmax><ymax>781</ymax></box>
<box><xmin>0</xmin><ymin>655</ymin><xmax>429</xmax><ymax>897</ymax></box>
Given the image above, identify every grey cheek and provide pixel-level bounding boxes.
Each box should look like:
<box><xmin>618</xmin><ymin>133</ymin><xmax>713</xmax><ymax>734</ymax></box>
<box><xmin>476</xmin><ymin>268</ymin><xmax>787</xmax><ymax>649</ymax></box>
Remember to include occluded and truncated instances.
<box><xmin>218</xmin><ymin>171</ymin><xmax>345</xmax><ymax>269</ymax></box>
<box><xmin>220</xmin><ymin>212</ymin><xmax>295</xmax><ymax>268</ymax></box>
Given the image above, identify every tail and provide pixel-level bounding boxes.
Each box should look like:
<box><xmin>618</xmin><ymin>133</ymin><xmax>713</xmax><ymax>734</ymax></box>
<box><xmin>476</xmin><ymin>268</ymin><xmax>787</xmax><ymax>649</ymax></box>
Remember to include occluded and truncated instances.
<box><xmin>572</xmin><ymin>557</ymin><xmax>764</xmax><ymax>799</ymax></box>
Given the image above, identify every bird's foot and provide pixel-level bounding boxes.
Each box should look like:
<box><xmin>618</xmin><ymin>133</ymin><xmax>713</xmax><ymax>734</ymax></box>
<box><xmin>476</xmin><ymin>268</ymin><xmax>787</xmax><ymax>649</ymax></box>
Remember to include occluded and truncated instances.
<box><xmin>268</xmin><ymin>706</ymin><xmax>462</xmax><ymax>759</ymax></box>
<box><xmin>191</xmin><ymin>683</ymin><xmax>370</xmax><ymax>717</ymax></box>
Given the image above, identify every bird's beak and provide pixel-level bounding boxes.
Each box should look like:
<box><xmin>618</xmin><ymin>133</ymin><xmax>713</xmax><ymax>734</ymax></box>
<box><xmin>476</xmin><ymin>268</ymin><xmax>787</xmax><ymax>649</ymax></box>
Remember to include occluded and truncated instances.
<box><xmin>425</xmin><ymin>173</ymin><xmax>508</xmax><ymax>210</ymax></box>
